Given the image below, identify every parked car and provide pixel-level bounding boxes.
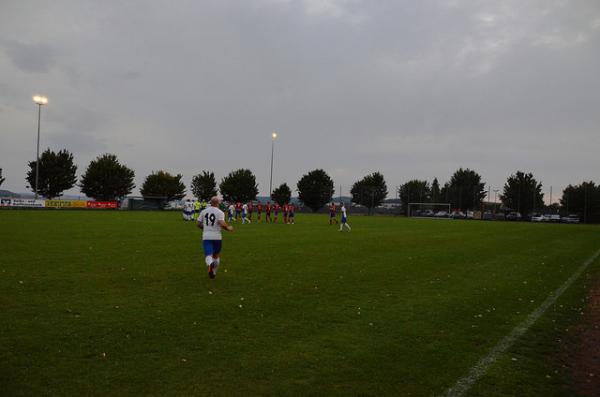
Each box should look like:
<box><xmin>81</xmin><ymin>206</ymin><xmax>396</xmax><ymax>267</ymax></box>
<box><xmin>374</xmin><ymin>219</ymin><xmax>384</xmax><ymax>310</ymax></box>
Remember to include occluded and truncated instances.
<box><xmin>506</xmin><ymin>212</ymin><xmax>522</xmax><ymax>221</ymax></box>
<box><xmin>531</xmin><ymin>214</ymin><xmax>546</xmax><ymax>222</ymax></box>
<box><xmin>466</xmin><ymin>211</ymin><xmax>474</xmax><ymax>219</ymax></box>
<box><xmin>544</xmin><ymin>214</ymin><xmax>561</xmax><ymax>223</ymax></box>
<box><xmin>562</xmin><ymin>214</ymin><xmax>580</xmax><ymax>224</ymax></box>
<box><xmin>422</xmin><ymin>209</ymin><xmax>435</xmax><ymax>217</ymax></box>
<box><xmin>482</xmin><ymin>211</ymin><xmax>495</xmax><ymax>220</ymax></box>
<box><xmin>449</xmin><ymin>211</ymin><xmax>466</xmax><ymax>219</ymax></box>
<box><xmin>434</xmin><ymin>211</ymin><xmax>449</xmax><ymax>218</ymax></box>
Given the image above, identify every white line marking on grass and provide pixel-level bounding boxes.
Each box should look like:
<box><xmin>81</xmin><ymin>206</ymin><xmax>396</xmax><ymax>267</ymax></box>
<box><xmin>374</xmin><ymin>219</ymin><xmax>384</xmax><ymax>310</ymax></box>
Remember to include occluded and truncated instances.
<box><xmin>441</xmin><ymin>248</ymin><xmax>600</xmax><ymax>397</ymax></box>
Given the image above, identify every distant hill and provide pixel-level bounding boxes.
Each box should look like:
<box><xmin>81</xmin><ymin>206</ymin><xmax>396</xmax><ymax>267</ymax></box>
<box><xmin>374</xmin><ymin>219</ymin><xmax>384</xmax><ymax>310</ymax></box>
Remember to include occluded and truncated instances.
<box><xmin>0</xmin><ymin>190</ymin><xmax>17</xmax><ymax>197</ymax></box>
<box><xmin>254</xmin><ymin>196</ymin><xmax>352</xmax><ymax>204</ymax></box>
<box><xmin>0</xmin><ymin>190</ymin><xmax>88</xmax><ymax>200</ymax></box>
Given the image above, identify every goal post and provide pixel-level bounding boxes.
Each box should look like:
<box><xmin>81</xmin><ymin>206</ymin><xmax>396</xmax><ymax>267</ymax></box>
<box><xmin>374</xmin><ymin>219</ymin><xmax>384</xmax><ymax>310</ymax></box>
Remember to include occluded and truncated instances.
<box><xmin>407</xmin><ymin>202</ymin><xmax>451</xmax><ymax>217</ymax></box>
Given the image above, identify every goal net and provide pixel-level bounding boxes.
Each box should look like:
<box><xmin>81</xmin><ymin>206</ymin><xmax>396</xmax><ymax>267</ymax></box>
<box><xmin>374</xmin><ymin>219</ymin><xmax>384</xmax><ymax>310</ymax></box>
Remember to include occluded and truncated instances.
<box><xmin>407</xmin><ymin>202</ymin><xmax>451</xmax><ymax>217</ymax></box>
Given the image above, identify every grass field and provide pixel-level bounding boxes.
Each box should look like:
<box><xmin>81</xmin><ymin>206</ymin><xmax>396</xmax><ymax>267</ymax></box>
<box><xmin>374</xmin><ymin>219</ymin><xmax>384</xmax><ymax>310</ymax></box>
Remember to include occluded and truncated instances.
<box><xmin>1</xmin><ymin>210</ymin><xmax>599</xmax><ymax>396</ymax></box>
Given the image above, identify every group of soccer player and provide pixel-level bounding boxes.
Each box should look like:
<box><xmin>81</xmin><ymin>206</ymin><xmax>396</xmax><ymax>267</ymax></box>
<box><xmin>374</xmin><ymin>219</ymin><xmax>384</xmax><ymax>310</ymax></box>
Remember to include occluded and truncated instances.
<box><xmin>194</xmin><ymin>197</ymin><xmax>350</xmax><ymax>280</ymax></box>
<box><xmin>328</xmin><ymin>202</ymin><xmax>351</xmax><ymax>231</ymax></box>
<box><xmin>225</xmin><ymin>201</ymin><xmax>296</xmax><ymax>225</ymax></box>
<box><xmin>182</xmin><ymin>199</ymin><xmax>208</xmax><ymax>221</ymax></box>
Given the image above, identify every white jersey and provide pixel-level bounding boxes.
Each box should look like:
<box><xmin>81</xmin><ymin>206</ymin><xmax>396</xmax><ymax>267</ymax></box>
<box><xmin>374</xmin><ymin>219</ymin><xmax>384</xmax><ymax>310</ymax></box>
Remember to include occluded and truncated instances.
<box><xmin>242</xmin><ymin>204</ymin><xmax>248</xmax><ymax>214</ymax></box>
<box><xmin>228</xmin><ymin>205</ymin><xmax>235</xmax><ymax>214</ymax></box>
<box><xmin>341</xmin><ymin>207</ymin><xmax>347</xmax><ymax>218</ymax></box>
<box><xmin>184</xmin><ymin>201</ymin><xmax>194</xmax><ymax>212</ymax></box>
<box><xmin>198</xmin><ymin>206</ymin><xmax>225</xmax><ymax>240</ymax></box>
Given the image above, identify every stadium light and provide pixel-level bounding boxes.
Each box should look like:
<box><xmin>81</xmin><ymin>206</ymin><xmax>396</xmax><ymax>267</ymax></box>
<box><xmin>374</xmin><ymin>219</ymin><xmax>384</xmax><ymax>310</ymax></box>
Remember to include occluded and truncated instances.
<box><xmin>32</xmin><ymin>95</ymin><xmax>49</xmax><ymax>200</ymax></box>
<box><xmin>269</xmin><ymin>132</ymin><xmax>277</xmax><ymax>197</ymax></box>
<box><xmin>33</xmin><ymin>95</ymin><xmax>48</xmax><ymax>105</ymax></box>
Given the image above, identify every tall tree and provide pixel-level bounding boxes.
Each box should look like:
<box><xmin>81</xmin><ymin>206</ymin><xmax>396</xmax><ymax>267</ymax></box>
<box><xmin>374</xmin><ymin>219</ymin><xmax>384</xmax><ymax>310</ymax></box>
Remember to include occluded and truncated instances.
<box><xmin>271</xmin><ymin>183</ymin><xmax>292</xmax><ymax>206</ymax></box>
<box><xmin>561</xmin><ymin>181</ymin><xmax>600</xmax><ymax>223</ymax></box>
<box><xmin>350</xmin><ymin>172</ymin><xmax>388</xmax><ymax>214</ymax></box>
<box><xmin>500</xmin><ymin>171</ymin><xmax>544</xmax><ymax>215</ymax></box>
<box><xmin>219</xmin><ymin>169</ymin><xmax>258</xmax><ymax>203</ymax></box>
<box><xmin>297</xmin><ymin>169</ymin><xmax>334</xmax><ymax>212</ymax></box>
<box><xmin>430</xmin><ymin>177</ymin><xmax>441</xmax><ymax>203</ymax></box>
<box><xmin>26</xmin><ymin>148</ymin><xmax>77</xmax><ymax>199</ymax></box>
<box><xmin>80</xmin><ymin>154</ymin><xmax>135</xmax><ymax>200</ymax></box>
<box><xmin>0</xmin><ymin>168</ymin><xmax>5</xmax><ymax>188</ymax></box>
<box><xmin>140</xmin><ymin>171</ymin><xmax>186</xmax><ymax>203</ymax></box>
<box><xmin>398</xmin><ymin>180</ymin><xmax>430</xmax><ymax>214</ymax></box>
<box><xmin>191</xmin><ymin>171</ymin><xmax>218</xmax><ymax>201</ymax></box>
<box><xmin>441</xmin><ymin>168</ymin><xmax>486</xmax><ymax>210</ymax></box>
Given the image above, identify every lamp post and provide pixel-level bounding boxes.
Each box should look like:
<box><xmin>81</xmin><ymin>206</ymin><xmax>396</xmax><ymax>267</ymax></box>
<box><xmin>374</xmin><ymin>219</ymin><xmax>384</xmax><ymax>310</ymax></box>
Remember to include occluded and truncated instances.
<box><xmin>269</xmin><ymin>132</ymin><xmax>277</xmax><ymax>197</ymax></box>
<box><xmin>32</xmin><ymin>95</ymin><xmax>48</xmax><ymax>200</ymax></box>
<box><xmin>493</xmin><ymin>189</ymin><xmax>499</xmax><ymax>213</ymax></box>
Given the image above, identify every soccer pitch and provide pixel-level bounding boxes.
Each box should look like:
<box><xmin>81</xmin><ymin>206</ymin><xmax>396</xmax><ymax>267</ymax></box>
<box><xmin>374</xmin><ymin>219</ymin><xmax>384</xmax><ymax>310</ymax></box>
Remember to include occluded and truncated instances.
<box><xmin>1</xmin><ymin>211</ymin><xmax>599</xmax><ymax>396</ymax></box>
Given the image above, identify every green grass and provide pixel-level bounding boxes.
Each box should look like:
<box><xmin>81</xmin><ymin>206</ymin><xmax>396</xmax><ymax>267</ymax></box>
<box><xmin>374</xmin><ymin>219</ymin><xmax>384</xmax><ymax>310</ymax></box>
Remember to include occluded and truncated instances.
<box><xmin>1</xmin><ymin>211</ymin><xmax>599</xmax><ymax>396</ymax></box>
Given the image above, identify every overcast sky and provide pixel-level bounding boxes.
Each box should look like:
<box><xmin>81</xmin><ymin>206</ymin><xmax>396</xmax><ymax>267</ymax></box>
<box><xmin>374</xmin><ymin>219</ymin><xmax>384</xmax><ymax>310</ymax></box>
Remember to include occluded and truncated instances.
<box><xmin>1</xmin><ymin>0</ymin><xmax>599</xmax><ymax>201</ymax></box>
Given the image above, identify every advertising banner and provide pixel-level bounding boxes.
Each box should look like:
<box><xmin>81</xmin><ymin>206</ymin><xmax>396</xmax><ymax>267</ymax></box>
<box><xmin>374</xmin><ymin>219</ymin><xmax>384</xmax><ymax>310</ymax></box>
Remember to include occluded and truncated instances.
<box><xmin>45</xmin><ymin>200</ymin><xmax>87</xmax><ymax>208</ymax></box>
<box><xmin>0</xmin><ymin>198</ymin><xmax>46</xmax><ymax>208</ymax></box>
<box><xmin>86</xmin><ymin>201</ymin><xmax>118</xmax><ymax>209</ymax></box>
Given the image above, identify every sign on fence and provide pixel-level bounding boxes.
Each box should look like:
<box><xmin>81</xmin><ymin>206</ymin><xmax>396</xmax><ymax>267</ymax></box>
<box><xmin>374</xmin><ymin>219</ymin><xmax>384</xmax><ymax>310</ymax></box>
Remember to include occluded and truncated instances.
<box><xmin>0</xmin><ymin>198</ymin><xmax>46</xmax><ymax>208</ymax></box>
<box><xmin>45</xmin><ymin>200</ymin><xmax>87</xmax><ymax>208</ymax></box>
<box><xmin>86</xmin><ymin>201</ymin><xmax>118</xmax><ymax>209</ymax></box>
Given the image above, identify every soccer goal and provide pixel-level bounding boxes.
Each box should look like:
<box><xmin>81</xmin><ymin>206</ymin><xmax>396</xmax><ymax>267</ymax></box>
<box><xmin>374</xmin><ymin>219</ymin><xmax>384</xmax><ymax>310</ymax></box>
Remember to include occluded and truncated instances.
<box><xmin>407</xmin><ymin>202</ymin><xmax>451</xmax><ymax>217</ymax></box>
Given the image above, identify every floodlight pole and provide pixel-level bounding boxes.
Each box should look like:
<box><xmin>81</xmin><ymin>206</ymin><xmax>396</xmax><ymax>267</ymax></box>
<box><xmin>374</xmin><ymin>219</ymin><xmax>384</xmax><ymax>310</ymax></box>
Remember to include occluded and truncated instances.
<box><xmin>35</xmin><ymin>103</ymin><xmax>42</xmax><ymax>199</ymax></box>
<box><xmin>32</xmin><ymin>95</ymin><xmax>48</xmax><ymax>200</ymax></box>
<box><xmin>493</xmin><ymin>189</ymin><xmax>499</xmax><ymax>213</ymax></box>
<box><xmin>269</xmin><ymin>132</ymin><xmax>277</xmax><ymax>197</ymax></box>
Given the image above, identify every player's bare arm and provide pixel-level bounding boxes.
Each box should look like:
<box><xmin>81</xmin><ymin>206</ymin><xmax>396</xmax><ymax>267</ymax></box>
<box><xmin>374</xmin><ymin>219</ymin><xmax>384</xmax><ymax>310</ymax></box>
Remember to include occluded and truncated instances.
<box><xmin>218</xmin><ymin>220</ymin><xmax>234</xmax><ymax>232</ymax></box>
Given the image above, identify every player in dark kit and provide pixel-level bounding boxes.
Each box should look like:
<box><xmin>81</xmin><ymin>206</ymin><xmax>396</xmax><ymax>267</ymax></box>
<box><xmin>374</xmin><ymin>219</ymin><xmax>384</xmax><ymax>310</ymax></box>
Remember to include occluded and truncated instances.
<box><xmin>265</xmin><ymin>202</ymin><xmax>272</xmax><ymax>223</ymax></box>
<box><xmin>235</xmin><ymin>202</ymin><xmax>242</xmax><ymax>220</ymax></box>
<box><xmin>329</xmin><ymin>202</ymin><xmax>338</xmax><ymax>225</ymax></box>
<box><xmin>256</xmin><ymin>203</ymin><xmax>263</xmax><ymax>222</ymax></box>
<box><xmin>282</xmin><ymin>203</ymin><xmax>289</xmax><ymax>224</ymax></box>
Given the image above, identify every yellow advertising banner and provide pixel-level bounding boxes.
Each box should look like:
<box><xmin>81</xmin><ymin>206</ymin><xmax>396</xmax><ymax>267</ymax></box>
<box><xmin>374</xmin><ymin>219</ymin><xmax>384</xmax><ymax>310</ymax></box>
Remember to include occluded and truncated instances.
<box><xmin>45</xmin><ymin>200</ymin><xmax>87</xmax><ymax>208</ymax></box>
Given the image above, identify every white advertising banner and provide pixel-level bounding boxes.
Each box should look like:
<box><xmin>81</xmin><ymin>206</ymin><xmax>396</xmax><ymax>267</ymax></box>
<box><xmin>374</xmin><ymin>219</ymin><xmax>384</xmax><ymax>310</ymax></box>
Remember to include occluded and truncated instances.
<box><xmin>0</xmin><ymin>198</ymin><xmax>46</xmax><ymax>208</ymax></box>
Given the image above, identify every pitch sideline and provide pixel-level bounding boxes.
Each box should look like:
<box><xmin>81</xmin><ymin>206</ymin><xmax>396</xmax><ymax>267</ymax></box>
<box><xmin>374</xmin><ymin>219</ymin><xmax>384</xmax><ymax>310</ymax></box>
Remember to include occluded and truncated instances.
<box><xmin>440</xmin><ymin>248</ymin><xmax>600</xmax><ymax>397</ymax></box>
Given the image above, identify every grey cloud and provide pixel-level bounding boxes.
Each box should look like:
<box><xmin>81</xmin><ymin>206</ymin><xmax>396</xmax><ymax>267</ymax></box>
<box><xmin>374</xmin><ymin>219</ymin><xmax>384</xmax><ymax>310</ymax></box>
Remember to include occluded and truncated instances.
<box><xmin>1</xmin><ymin>40</ymin><xmax>58</xmax><ymax>73</ymax></box>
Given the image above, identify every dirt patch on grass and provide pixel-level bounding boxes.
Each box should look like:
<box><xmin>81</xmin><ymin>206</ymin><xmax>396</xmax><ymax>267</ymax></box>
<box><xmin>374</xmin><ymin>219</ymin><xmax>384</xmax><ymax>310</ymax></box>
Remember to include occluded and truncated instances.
<box><xmin>563</xmin><ymin>277</ymin><xmax>600</xmax><ymax>396</ymax></box>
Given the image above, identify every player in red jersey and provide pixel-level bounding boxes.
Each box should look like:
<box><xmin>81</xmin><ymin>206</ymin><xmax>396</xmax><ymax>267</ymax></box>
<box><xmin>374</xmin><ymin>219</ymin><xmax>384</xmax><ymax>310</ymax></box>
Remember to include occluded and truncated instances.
<box><xmin>329</xmin><ymin>202</ymin><xmax>338</xmax><ymax>225</ymax></box>
<box><xmin>235</xmin><ymin>202</ymin><xmax>242</xmax><ymax>221</ymax></box>
<box><xmin>273</xmin><ymin>203</ymin><xmax>280</xmax><ymax>223</ymax></box>
<box><xmin>282</xmin><ymin>203</ymin><xmax>289</xmax><ymax>224</ymax></box>
<box><xmin>265</xmin><ymin>202</ymin><xmax>272</xmax><ymax>223</ymax></box>
<box><xmin>287</xmin><ymin>203</ymin><xmax>295</xmax><ymax>224</ymax></box>
<box><xmin>248</xmin><ymin>201</ymin><xmax>253</xmax><ymax>221</ymax></box>
<box><xmin>256</xmin><ymin>203</ymin><xmax>263</xmax><ymax>221</ymax></box>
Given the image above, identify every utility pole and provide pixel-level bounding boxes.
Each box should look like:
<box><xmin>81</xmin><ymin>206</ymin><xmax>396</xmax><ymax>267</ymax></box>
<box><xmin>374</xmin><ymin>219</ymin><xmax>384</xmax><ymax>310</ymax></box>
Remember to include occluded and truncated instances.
<box><xmin>584</xmin><ymin>184</ymin><xmax>588</xmax><ymax>224</ymax></box>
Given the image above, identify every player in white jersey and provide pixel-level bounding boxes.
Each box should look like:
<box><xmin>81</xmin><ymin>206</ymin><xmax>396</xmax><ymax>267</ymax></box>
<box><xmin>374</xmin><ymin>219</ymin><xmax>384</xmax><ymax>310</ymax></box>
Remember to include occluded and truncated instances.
<box><xmin>197</xmin><ymin>197</ymin><xmax>234</xmax><ymax>279</ymax></box>
<box><xmin>183</xmin><ymin>199</ymin><xmax>195</xmax><ymax>221</ymax></box>
<box><xmin>241</xmin><ymin>203</ymin><xmax>251</xmax><ymax>224</ymax></box>
<box><xmin>339</xmin><ymin>204</ymin><xmax>351</xmax><ymax>231</ymax></box>
<box><xmin>227</xmin><ymin>204</ymin><xmax>235</xmax><ymax>222</ymax></box>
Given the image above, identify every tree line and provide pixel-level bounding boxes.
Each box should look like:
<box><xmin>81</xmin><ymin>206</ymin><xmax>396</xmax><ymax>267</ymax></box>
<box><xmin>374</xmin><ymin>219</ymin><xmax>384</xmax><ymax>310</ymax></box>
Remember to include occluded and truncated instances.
<box><xmin>398</xmin><ymin>168</ymin><xmax>600</xmax><ymax>223</ymax></box>
<box><xmin>1</xmin><ymin>148</ymin><xmax>598</xmax><ymax>222</ymax></box>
